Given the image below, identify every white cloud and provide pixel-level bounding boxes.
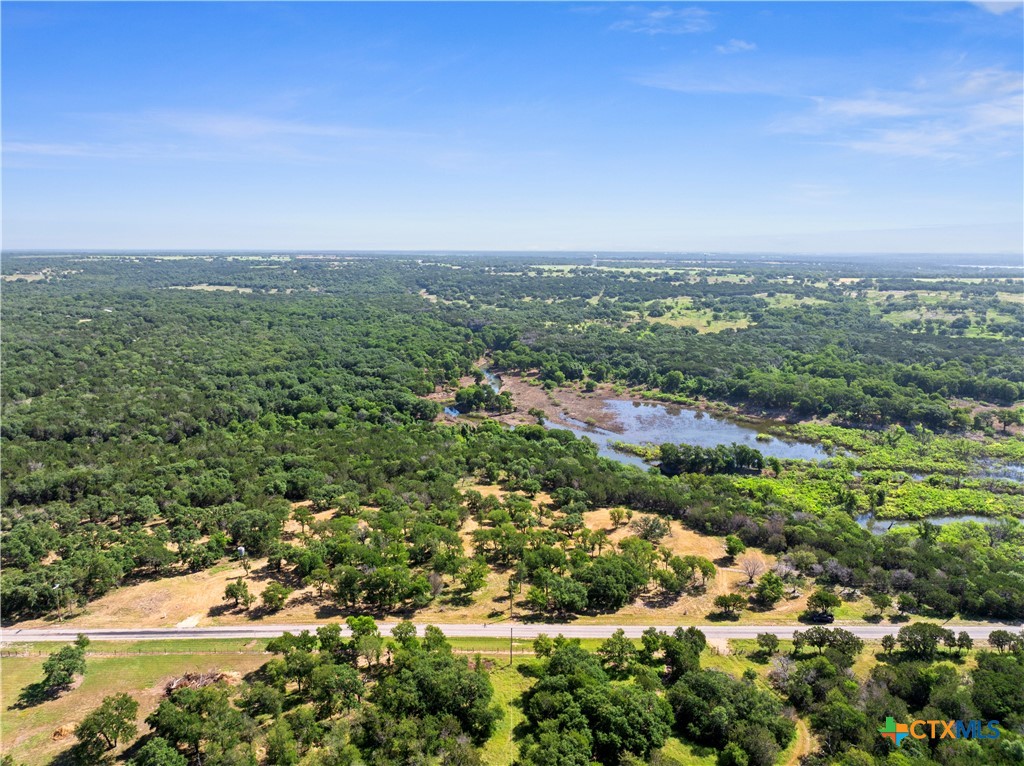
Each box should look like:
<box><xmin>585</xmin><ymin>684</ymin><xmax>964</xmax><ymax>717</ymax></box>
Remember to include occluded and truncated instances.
<box><xmin>971</xmin><ymin>2</ymin><xmax>1023</xmax><ymax>15</ymax></box>
<box><xmin>611</xmin><ymin>6</ymin><xmax>713</xmax><ymax>35</ymax></box>
<box><xmin>763</xmin><ymin>66</ymin><xmax>1023</xmax><ymax>160</ymax></box>
<box><xmin>3</xmin><ymin>109</ymin><xmax>439</xmax><ymax>166</ymax></box>
<box><xmin>715</xmin><ymin>39</ymin><xmax>757</xmax><ymax>55</ymax></box>
<box><xmin>819</xmin><ymin>97</ymin><xmax>920</xmax><ymax>118</ymax></box>
<box><xmin>124</xmin><ymin>110</ymin><xmax>420</xmax><ymax>142</ymax></box>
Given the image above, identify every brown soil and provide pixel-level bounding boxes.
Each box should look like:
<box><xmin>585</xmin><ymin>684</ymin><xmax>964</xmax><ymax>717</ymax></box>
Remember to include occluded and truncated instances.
<box><xmin>490</xmin><ymin>373</ymin><xmax>633</xmax><ymax>431</ymax></box>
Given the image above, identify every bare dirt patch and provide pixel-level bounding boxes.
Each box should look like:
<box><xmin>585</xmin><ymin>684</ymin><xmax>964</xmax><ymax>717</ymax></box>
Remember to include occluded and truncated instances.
<box><xmin>1</xmin><ymin>273</ymin><xmax>46</xmax><ymax>282</ymax></box>
<box><xmin>487</xmin><ymin>372</ymin><xmax>637</xmax><ymax>432</ymax></box>
<box><xmin>583</xmin><ymin>509</ymin><xmax>726</xmax><ymax>560</ymax></box>
<box><xmin>168</xmin><ymin>284</ymin><xmax>253</xmax><ymax>292</ymax></box>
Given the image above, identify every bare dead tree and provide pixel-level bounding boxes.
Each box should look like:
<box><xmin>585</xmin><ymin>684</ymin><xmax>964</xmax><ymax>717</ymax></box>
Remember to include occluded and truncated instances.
<box><xmin>738</xmin><ymin>554</ymin><xmax>765</xmax><ymax>584</ymax></box>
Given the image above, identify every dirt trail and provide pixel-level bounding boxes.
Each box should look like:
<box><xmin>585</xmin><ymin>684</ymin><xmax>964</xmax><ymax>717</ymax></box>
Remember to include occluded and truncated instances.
<box><xmin>786</xmin><ymin>718</ymin><xmax>815</xmax><ymax>765</ymax></box>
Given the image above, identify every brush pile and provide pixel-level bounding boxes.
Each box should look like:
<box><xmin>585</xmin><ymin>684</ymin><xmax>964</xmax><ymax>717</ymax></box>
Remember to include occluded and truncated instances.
<box><xmin>165</xmin><ymin>671</ymin><xmax>231</xmax><ymax>694</ymax></box>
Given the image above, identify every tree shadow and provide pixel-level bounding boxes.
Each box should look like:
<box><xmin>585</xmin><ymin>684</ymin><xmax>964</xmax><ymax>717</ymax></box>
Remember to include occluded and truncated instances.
<box><xmin>313</xmin><ymin>603</ymin><xmax>352</xmax><ymax>620</ymax></box>
<box><xmin>439</xmin><ymin>588</ymin><xmax>476</xmax><ymax>608</ymax></box>
<box><xmin>638</xmin><ymin>591</ymin><xmax>681</xmax><ymax>609</ymax></box>
<box><xmin>11</xmin><ymin>681</ymin><xmax>58</xmax><ymax>710</ymax></box>
<box><xmin>47</xmin><ymin>748</ymin><xmax>79</xmax><ymax>766</ymax></box>
<box><xmin>796</xmin><ymin>612</ymin><xmax>835</xmax><ymax>625</ymax></box>
<box><xmin>705</xmin><ymin>611</ymin><xmax>741</xmax><ymax>622</ymax></box>
<box><xmin>517</xmin><ymin>611</ymin><xmax>580</xmax><ymax>625</ymax></box>
<box><xmin>206</xmin><ymin>603</ymin><xmax>235</xmax><ymax>618</ymax></box>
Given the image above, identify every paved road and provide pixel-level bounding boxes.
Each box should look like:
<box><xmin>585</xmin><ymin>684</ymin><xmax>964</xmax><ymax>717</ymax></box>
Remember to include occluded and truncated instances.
<box><xmin>0</xmin><ymin>622</ymin><xmax>1014</xmax><ymax>644</ymax></box>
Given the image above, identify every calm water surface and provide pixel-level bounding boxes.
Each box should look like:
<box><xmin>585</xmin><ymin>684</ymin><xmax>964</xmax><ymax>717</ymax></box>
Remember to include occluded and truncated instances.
<box><xmin>856</xmin><ymin>513</ymin><xmax>999</xmax><ymax>535</ymax></box>
<box><xmin>546</xmin><ymin>400</ymin><xmax>833</xmax><ymax>467</ymax></box>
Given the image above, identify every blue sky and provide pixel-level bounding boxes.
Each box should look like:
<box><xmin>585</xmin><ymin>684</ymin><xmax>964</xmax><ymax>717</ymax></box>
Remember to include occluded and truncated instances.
<box><xmin>2</xmin><ymin>1</ymin><xmax>1022</xmax><ymax>253</ymax></box>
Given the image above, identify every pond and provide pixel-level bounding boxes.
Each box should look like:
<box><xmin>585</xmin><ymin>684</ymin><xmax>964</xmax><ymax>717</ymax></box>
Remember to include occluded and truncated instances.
<box><xmin>855</xmin><ymin>513</ymin><xmax>1000</xmax><ymax>535</ymax></box>
<box><xmin>544</xmin><ymin>400</ymin><xmax>834</xmax><ymax>468</ymax></box>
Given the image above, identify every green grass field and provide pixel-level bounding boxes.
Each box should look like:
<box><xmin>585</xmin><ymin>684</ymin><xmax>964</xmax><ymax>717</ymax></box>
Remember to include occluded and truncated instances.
<box><xmin>1</xmin><ymin>650</ymin><xmax>268</xmax><ymax>765</ymax></box>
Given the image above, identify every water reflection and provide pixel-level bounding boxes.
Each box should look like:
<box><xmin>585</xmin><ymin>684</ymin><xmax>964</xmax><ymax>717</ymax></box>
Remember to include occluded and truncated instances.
<box><xmin>545</xmin><ymin>400</ymin><xmax>833</xmax><ymax>467</ymax></box>
<box><xmin>856</xmin><ymin>513</ymin><xmax>998</xmax><ymax>535</ymax></box>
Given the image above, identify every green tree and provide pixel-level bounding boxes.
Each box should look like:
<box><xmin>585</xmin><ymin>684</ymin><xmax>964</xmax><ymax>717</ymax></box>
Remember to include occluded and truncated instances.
<box><xmin>597</xmin><ymin>628</ymin><xmax>636</xmax><ymax>671</ymax></box>
<box><xmin>662</xmin><ymin>370</ymin><xmax>684</xmax><ymax>393</ymax></box>
<box><xmin>551</xmin><ymin>578</ymin><xmax>588</xmax><ymax>614</ymax></box>
<box><xmin>714</xmin><ymin>593</ymin><xmax>746</xmax><ymax>614</ymax></box>
<box><xmin>754</xmin><ymin>572</ymin><xmax>784</xmax><ymax>607</ymax></box>
<box><xmin>533</xmin><ymin>634</ymin><xmax>554</xmax><ymax>658</ymax></box>
<box><xmin>75</xmin><ymin>693</ymin><xmax>139</xmax><ymax>751</ymax></box>
<box><xmin>130</xmin><ymin>737</ymin><xmax>187</xmax><ymax>766</ymax></box>
<box><xmin>756</xmin><ymin>633</ymin><xmax>779</xmax><ymax>656</ymax></box>
<box><xmin>311</xmin><ymin>663</ymin><xmax>364</xmax><ymax>715</ymax></box>
<box><xmin>896</xmin><ymin>593</ymin><xmax>918</xmax><ymax>615</ymax></box>
<box><xmin>266</xmin><ymin>718</ymin><xmax>299</xmax><ymax>766</ymax></box>
<box><xmin>390</xmin><ymin>620</ymin><xmax>418</xmax><ymax>650</ymax></box>
<box><xmin>897</xmin><ymin>622</ymin><xmax>953</xmax><ymax>659</ymax></box>
<box><xmin>956</xmin><ymin>631</ymin><xmax>974</xmax><ymax>655</ymax></box>
<box><xmin>146</xmin><ymin>683</ymin><xmax>249</xmax><ymax>762</ymax></box>
<box><xmin>806</xmin><ymin>589</ymin><xmax>841</xmax><ymax>616</ymax></box>
<box><xmin>725</xmin><ymin>535</ymin><xmax>746</xmax><ymax>558</ymax></box>
<box><xmin>989</xmin><ymin>629</ymin><xmax>1015</xmax><ymax>652</ymax></box>
<box><xmin>881</xmin><ymin>634</ymin><xmax>896</xmax><ymax>654</ymax></box>
<box><xmin>41</xmin><ymin>643</ymin><xmax>86</xmax><ymax>691</ymax></box>
<box><xmin>333</xmin><ymin>565</ymin><xmax>362</xmax><ymax>607</ymax></box>
<box><xmin>224</xmin><ymin>578</ymin><xmax>253</xmax><ymax>609</ymax></box>
<box><xmin>262</xmin><ymin>581</ymin><xmax>293</xmax><ymax>612</ymax></box>
<box><xmin>292</xmin><ymin>504</ymin><xmax>315</xmax><ymax>534</ymax></box>
<box><xmin>869</xmin><ymin>593</ymin><xmax>891</xmax><ymax>617</ymax></box>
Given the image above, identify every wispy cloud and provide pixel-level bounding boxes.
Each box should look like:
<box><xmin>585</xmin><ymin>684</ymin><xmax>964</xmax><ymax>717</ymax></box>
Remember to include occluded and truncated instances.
<box><xmin>773</xmin><ymin>67</ymin><xmax>1022</xmax><ymax>159</ymax></box>
<box><xmin>639</xmin><ymin>56</ymin><xmax>1021</xmax><ymax>161</ymax></box>
<box><xmin>715</xmin><ymin>39</ymin><xmax>756</xmax><ymax>55</ymax></box>
<box><xmin>115</xmin><ymin>109</ymin><xmax>422</xmax><ymax>142</ymax></box>
<box><xmin>817</xmin><ymin>97</ymin><xmax>919</xmax><ymax>118</ymax></box>
<box><xmin>4</xmin><ymin>110</ymin><xmax>430</xmax><ymax>165</ymax></box>
<box><xmin>971</xmin><ymin>2</ymin><xmax>1023</xmax><ymax>15</ymax></box>
<box><xmin>1</xmin><ymin>139</ymin><xmax>258</xmax><ymax>163</ymax></box>
<box><xmin>611</xmin><ymin>6</ymin><xmax>713</xmax><ymax>35</ymax></box>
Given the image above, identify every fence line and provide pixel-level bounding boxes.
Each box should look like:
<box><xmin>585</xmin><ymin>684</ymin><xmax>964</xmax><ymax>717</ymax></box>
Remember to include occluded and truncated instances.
<box><xmin>0</xmin><ymin>647</ymin><xmax>537</xmax><ymax>659</ymax></box>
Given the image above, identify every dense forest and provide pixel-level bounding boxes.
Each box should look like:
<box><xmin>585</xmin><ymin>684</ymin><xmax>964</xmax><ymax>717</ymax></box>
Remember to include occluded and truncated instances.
<box><xmin>1</xmin><ymin>252</ymin><xmax>1022</xmax><ymax>765</ymax></box>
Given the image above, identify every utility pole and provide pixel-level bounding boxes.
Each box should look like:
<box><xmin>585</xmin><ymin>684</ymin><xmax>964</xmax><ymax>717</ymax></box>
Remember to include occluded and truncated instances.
<box><xmin>508</xmin><ymin>577</ymin><xmax>516</xmax><ymax>666</ymax></box>
<box><xmin>53</xmin><ymin>584</ymin><xmax>63</xmax><ymax>623</ymax></box>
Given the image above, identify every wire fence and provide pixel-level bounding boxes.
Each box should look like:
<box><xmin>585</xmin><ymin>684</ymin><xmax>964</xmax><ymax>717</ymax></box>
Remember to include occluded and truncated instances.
<box><xmin>0</xmin><ymin>646</ymin><xmax>538</xmax><ymax>658</ymax></box>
